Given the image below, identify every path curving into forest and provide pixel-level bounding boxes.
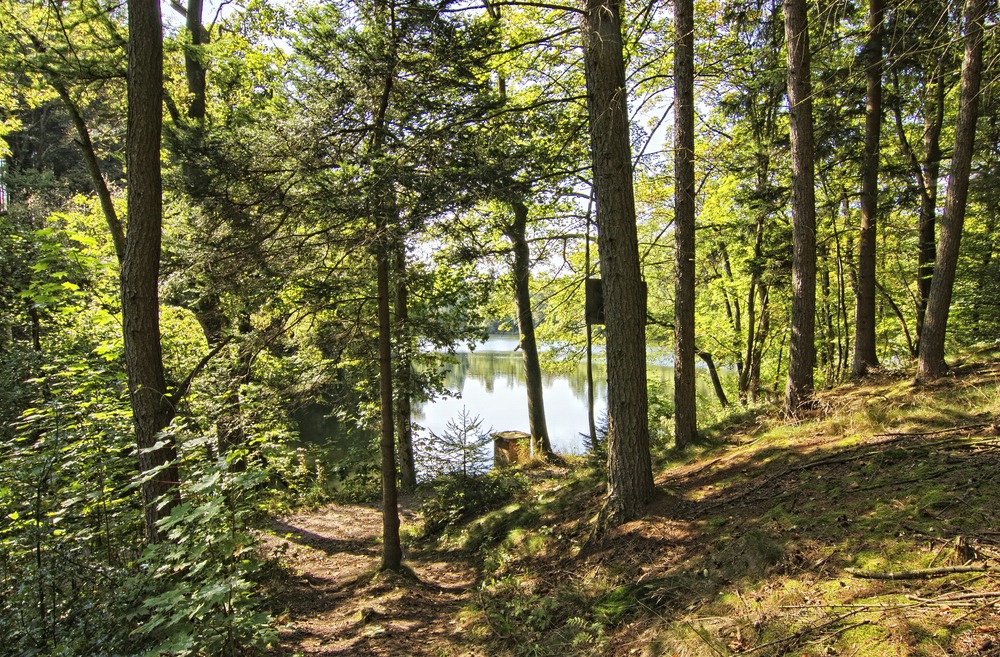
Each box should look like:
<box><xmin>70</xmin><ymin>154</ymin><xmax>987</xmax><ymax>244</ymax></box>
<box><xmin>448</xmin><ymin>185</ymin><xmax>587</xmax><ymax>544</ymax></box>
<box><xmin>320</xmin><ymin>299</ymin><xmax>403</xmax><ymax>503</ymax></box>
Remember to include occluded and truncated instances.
<box><xmin>262</xmin><ymin>502</ymin><xmax>482</xmax><ymax>656</ymax></box>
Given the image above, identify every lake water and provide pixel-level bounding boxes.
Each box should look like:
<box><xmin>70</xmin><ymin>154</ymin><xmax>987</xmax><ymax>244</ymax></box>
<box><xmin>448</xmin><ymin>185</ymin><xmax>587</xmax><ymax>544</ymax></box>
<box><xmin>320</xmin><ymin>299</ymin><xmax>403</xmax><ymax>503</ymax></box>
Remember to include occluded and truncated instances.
<box><xmin>294</xmin><ymin>335</ymin><xmax>728</xmax><ymax>475</ymax></box>
<box><xmin>413</xmin><ymin>335</ymin><xmax>713</xmax><ymax>455</ymax></box>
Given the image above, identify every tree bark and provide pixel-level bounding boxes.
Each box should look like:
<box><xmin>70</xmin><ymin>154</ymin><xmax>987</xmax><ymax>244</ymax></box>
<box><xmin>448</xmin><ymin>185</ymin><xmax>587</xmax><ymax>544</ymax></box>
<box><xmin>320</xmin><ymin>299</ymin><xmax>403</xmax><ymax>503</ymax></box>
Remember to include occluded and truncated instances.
<box><xmin>376</xmin><ymin>223</ymin><xmax>402</xmax><ymax>570</ymax></box>
<box><xmin>783</xmin><ymin>0</ymin><xmax>817</xmax><ymax>414</ymax></box>
<box><xmin>740</xmin><ymin>216</ymin><xmax>765</xmax><ymax>403</ymax></box>
<box><xmin>918</xmin><ymin>0</ymin><xmax>986</xmax><ymax>380</ymax></box>
<box><xmin>184</xmin><ymin>0</ymin><xmax>207</xmax><ymax>121</ymax></box>
<box><xmin>394</xmin><ymin>238</ymin><xmax>417</xmax><ymax>492</ymax></box>
<box><xmin>506</xmin><ymin>201</ymin><xmax>551</xmax><ymax>457</ymax></box>
<box><xmin>698</xmin><ymin>351</ymin><xmax>730</xmax><ymax>408</ymax></box>
<box><xmin>852</xmin><ymin>0</ymin><xmax>883</xmax><ymax>376</ymax></box>
<box><xmin>673</xmin><ymin>0</ymin><xmax>697</xmax><ymax>448</ymax></box>
<box><xmin>580</xmin><ymin>0</ymin><xmax>653</xmax><ymax>526</ymax></box>
<box><xmin>916</xmin><ymin>67</ymin><xmax>946</xmax><ymax>350</ymax></box>
<box><xmin>125</xmin><ymin>0</ymin><xmax>178</xmax><ymax>544</ymax></box>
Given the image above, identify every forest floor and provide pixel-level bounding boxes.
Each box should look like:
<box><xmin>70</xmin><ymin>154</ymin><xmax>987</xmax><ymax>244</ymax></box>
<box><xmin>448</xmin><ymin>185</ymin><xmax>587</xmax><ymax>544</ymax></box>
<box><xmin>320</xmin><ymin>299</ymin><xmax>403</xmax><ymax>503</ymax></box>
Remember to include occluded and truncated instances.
<box><xmin>260</xmin><ymin>501</ymin><xmax>483</xmax><ymax>656</ymax></box>
<box><xmin>263</xmin><ymin>355</ymin><xmax>1000</xmax><ymax>656</ymax></box>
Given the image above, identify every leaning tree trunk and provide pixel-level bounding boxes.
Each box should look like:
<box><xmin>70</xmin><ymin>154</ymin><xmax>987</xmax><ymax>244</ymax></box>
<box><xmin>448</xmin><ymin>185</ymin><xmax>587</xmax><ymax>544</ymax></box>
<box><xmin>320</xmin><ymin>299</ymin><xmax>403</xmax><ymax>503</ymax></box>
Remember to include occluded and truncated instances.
<box><xmin>783</xmin><ymin>0</ymin><xmax>818</xmax><ymax>415</ymax></box>
<box><xmin>581</xmin><ymin>0</ymin><xmax>654</xmax><ymax>527</ymax></box>
<box><xmin>125</xmin><ymin>0</ymin><xmax>178</xmax><ymax>544</ymax></box>
<box><xmin>918</xmin><ymin>0</ymin><xmax>986</xmax><ymax>380</ymax></box>
<box><xmin>507</xmin><ymin>201</ymin><xmax>551</xmax><ymax>457</ymax></box>
<box><xmin>852</xmin><ymin>0</ymin><xmax>883</xmax><ymax>377</ymax></box>
<box><xmin>673</xmin><ymin>0</ymin><xmax>697</xmax><ymax>448</ymax></box>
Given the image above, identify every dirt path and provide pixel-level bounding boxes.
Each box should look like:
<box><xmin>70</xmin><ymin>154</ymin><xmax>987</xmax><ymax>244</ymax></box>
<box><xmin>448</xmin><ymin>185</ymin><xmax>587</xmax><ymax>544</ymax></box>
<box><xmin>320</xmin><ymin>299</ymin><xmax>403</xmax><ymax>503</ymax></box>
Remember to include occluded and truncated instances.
<box><xmin>262</xmin><ymin>502</ymin><xmax>480</xmax><ymax>656</ymax></box>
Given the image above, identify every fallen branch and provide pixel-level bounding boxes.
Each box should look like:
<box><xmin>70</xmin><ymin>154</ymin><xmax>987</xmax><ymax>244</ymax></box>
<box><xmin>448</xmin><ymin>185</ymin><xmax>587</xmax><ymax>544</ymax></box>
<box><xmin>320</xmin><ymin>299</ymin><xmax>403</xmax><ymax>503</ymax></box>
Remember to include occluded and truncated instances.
<box><xmin>874</xmin><ymin>423</ymin><xmax>992</xmax><ymax>438</ymax></box>
<box><xmin>845</xmin><ymin>564</ymin><xmax>988</xmax><ymax>580</ymax></box>
<box><xmin>908</xmin><ymin>591</ymin><xmax>1000</xmax><ymax>603</ymax></box>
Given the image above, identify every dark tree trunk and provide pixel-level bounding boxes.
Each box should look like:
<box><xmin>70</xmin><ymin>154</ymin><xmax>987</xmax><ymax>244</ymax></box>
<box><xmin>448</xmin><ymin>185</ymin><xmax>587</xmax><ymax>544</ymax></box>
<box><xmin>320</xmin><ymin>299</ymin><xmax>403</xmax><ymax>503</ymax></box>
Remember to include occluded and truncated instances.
<box><xmin>125</xmin><ymin>0</ymin><xmax>178</xmax><ymax>544</ymax></box>
<box><xmin>740</xmin><ymin>217</ymin><xmax>765</xmax><ymax>403</ymax></box>
<box><xmin>783</xmin><ymin>0</ymin><xmax>817</xmax><ymax>414</ymax></box>
<box><xmin>394</xmin><ymin>239</ymin><xmax>417</xmax><ymax>492</ymax></box>
<box><xmin>916</xmin><ymin>71</ymin><xmax>946</xmax><ymax>350</ymax></box>
<box><xmin>673</xmin><ymin>0</ymin><xmax>697</xmax><ymax>448</ymax></box>
<box><xmin>698</xmin><ymin>351</ymin><xmax>730</xmax><ymax>408</ymax></box>
<box><xmin>585</xmin><ymin>219</ymin><xmax>598</xmax><ymax>447</ymax></box>
<box><xmin>751</xmin><ymin>281</ymin><xmax>769</xmax><ymax>402</ymax></box>
<box><xmin>819</xmin><ymin>243</ymin><xmax>834</xmax><ymax>379</ymax></box>
<box><xmin>918</xmin><ymin>0</ymin><xmax>986</xmax><ymax>380</ymax></box>
<box><xmin>372</xmin><ymin>0</ymin><xmax>402</xmax><ymax>571</ymax></box>
<box><xmin>376</xmin><ymin>224</ymin><xmax>401</xmax><ymax>570</ymax></box>
<box><xmin>506</xmin><ymin>201</ymin><xmax>551</xmax><ymax>457</ymax></box>
<box><xmin>580</xmin><ymin>0</ymin><xmax>653</xmax><ymax>526</ymax></box>
<box><xmin>185</xmin><ymin>0</ymin><xmax>207</xmax><ymax>120</ymax></box>
<box><xmin>852</xmin><ymin>0</ymin><xmax>883</xmax><ymax>376</ymax></box>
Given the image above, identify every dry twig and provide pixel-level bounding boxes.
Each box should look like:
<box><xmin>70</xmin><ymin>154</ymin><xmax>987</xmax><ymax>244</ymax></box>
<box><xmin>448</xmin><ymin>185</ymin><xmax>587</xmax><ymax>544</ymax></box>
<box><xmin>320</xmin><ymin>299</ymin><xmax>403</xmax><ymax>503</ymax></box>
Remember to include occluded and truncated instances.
<box><xmin>845</xmin><ymin>564</ymin><xmax>988</xmax><ymax>580</ymax></box>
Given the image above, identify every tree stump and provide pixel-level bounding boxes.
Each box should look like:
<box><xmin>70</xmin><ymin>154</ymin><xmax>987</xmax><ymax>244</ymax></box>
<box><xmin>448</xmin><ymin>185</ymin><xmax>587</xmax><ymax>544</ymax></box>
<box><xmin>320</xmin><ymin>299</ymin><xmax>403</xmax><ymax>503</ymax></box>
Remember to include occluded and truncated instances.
<box><xmin>492</xmin><ymin>431</ymin><xmax>530</xmax><ymax>467</ymax></box>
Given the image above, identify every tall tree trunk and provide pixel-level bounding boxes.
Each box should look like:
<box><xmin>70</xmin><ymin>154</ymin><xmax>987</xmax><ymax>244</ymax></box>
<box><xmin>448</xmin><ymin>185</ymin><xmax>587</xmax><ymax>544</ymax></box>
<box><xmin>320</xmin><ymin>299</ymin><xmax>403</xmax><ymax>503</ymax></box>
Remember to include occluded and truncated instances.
<box><xmin>581</xmin><ymin>0</ymin><xmax>653</xmax><ymax>526</ymax></box>
<box><xmin>918</xmin><ymin>0</ymin><xmax>985</xmax><ymax>380</ymax></box>
<box><xmin>372</xmin><ymin>0</ymin><xmax>402</xmax><ymax>572</ymax></box>
<box><xmin>506</xmin><ymin>201</ymin><xmax>551</xmax><ymax>457</ymax></box>
<box><xmin>740</xmin><ymin>216</ymin><xmax>765</xmax><ymax>402</ymax></box>
<box><xmin>376</xmin><ymin>222</ymin><xmax>401</xmax><ymax>570</ymax></box>
<box><xmin>125</xmin><ymin>0</ymin><xmax>178</xmax><ymax>544</ymax></box>
<box><xmin>783</xmin><ymin>0</ymin><xmax>817</xmax><ymax>414</ymax></box>
<box><xmin>751</xmin><ymin>281</ymin><xmax>769</xmax><ymax>402</ymax></box>
<box><xmin>819</xmin><ymin>242</ymin><xmax>834</xmax><ymax>379</ymax></box>
<box><xmin>585</xmin><ymin>215</ymin><xmax>598</xmax><ymax>447</ymax></box>
<box><xmin>916</xmin><ymin>68</ymin><xmax>946</xmax><ymax>350</ymax></box>
<box><xmin>673</xmin><ymin>0</ymin><xmax>697</xmax><ymax>448</ymax></box>
<box><xmin>394</xmin><ymin>238</ymin><xmax>417</xmax><ymax>492</ymax></box>
<box><xmin>852</xmin><ymin>0</ymin><xmax>883</xmax><ymax>376</ymax></box>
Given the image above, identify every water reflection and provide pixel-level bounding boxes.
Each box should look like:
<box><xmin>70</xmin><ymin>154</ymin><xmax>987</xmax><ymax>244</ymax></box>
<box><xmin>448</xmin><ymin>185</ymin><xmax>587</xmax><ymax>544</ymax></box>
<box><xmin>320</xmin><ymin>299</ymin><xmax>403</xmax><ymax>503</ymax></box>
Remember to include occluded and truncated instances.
<box><xmin>415</xmin><ymin>336</ymin><xmax>691</xmax><ymax>455</ymax></box>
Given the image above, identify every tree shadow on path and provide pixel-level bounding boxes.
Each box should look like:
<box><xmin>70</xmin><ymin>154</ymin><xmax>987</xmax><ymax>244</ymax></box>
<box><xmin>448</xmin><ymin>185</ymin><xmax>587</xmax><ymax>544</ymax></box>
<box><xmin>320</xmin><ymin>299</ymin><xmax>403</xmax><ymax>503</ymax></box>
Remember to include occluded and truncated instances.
<box><xmin>263</xmin><ymin>501</ymin><xmax>483</xmax><ymax>656</ymax></box>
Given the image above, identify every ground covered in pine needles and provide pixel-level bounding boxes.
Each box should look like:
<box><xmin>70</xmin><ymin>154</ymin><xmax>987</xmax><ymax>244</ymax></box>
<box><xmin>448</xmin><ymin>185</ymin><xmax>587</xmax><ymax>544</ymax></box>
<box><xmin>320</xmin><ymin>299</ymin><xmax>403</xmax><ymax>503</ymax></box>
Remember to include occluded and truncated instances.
<box><xmin>263</xmin><ymin>356</ymin><xmax>1000</xmax><ymax>656</ymax></box>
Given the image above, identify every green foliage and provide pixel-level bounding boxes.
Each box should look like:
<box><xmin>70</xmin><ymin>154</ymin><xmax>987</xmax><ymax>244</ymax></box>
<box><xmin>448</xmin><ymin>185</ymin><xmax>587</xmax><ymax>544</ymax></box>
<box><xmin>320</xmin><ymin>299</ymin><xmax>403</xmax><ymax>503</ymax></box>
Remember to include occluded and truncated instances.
<box><xmin>476</xmin><ymin>574</ymin><xmax>610</xmax><ymax>656</ymax></box>
<box><xmin>416</xmin><ymin>407</ymin><xmax>493</xmax><ymax>480</ymax></box>
<box><xmin>0</xmin><ymin>352</ymin><xmax>144</xmax><ymax>656</ymax></box>
<box><xmin>418</xmin><ymin>470</ymin><xmax>527</xmax><ymax>537</ymax></box>
<box><xmin>646</xmin><ymin>380</ymin><xmax>676</xmax><ymax>448</ymax></box>
<box><xmin>132</xmin><ymin>434</ymin><xmax>277</xmax><ymax>657</ymax></box>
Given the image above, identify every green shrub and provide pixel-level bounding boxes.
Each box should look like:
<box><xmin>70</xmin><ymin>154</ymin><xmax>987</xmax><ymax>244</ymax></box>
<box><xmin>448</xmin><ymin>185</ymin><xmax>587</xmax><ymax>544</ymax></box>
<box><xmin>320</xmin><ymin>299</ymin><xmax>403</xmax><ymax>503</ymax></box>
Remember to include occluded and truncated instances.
<box><xmin>419</xmin><ymin>470</ymin><xmax>527</xmax><ymax>536</ymax></box>
<box><xmin>131</xmin><ymin>434</ymin><xmax>278</xmax><ymax>657</ymax></box>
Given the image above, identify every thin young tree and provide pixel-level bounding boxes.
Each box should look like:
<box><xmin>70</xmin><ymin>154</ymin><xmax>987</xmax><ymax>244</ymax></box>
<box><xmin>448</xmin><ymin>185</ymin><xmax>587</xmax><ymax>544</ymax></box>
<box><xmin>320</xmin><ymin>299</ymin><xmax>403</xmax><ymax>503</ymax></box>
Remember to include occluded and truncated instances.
<box><xmin>580</xmin><ymin>0</ymin><xmax>654</xmax><ymax>526</ymax></box>
<box><xmin>917</xmin><ymin>0</ymin><xmax>986</xmax><ymax>380</ymax></box>
<box><xmin>782</xmin><ymin>0</ymin><xmax>817</xmax><ymax>414</ymax></box>
<box><xmin>506</xmin><ymin>201</ymin><xmax>552</xmax><ymax>457</ymax></box>
<box><xmin>674</xmin><ymin>0</ymin><xmax>697</xmax><ymax>447</ymax></box>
